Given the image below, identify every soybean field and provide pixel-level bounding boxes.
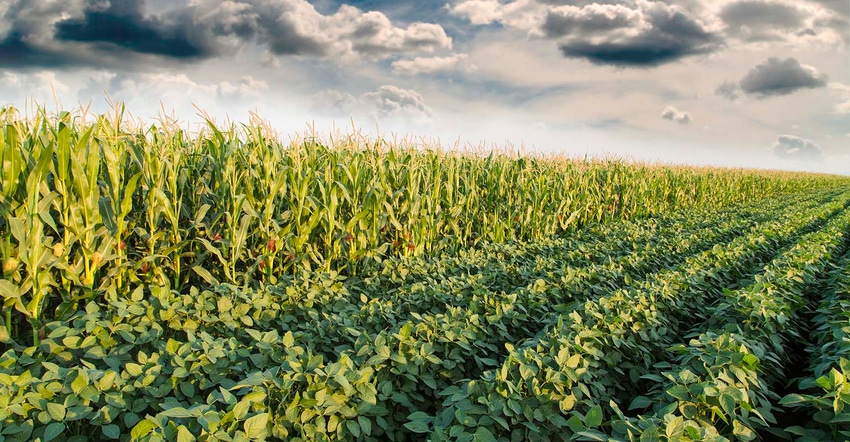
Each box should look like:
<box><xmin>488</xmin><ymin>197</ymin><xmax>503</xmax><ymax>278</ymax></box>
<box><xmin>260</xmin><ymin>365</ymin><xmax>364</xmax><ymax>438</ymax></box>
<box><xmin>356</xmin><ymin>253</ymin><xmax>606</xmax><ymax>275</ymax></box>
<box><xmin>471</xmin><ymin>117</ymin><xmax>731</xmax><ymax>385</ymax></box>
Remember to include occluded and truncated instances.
<box><xmin>2</xmin><ymin>108</ymin><xmax>850</xmax><ymax>441</ymax></box>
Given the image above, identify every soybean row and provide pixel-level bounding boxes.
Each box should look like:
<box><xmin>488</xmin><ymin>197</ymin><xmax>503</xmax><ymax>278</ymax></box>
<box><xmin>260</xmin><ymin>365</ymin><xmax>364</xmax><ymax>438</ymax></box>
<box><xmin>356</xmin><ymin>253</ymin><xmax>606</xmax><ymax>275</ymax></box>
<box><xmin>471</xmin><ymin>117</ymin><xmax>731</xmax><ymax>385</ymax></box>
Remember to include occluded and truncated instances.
<box><xmin>426</xmin><ymin>192</ymin><xmax>850</xmax><ymax>441</ymax></box>
<box><xmin>780</xmin><ymin>250</ymin><xmax>850</xmax><ymax>441</ymax></box>
<box><xmin>613</xmin><ymin>204</ymin><xmax>850</xmax><ymax>441</ymax></box>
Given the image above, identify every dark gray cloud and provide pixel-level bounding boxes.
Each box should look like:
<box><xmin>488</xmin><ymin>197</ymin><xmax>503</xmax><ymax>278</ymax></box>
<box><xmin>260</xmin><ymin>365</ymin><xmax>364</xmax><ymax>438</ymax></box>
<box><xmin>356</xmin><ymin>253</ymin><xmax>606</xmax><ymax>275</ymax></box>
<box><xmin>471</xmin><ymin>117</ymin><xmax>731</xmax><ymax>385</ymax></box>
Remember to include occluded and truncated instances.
<box><xmin>0</xmin><ymin>0</ymin><xmax>81</xmax><ymax>67</ymax></box>
<box><xmin>717</xmin><ymin>57</ymin><xmax>828</xmax><ymax>99</ymax></box>
<box><xmin>548</xmin><ymin>3</ymin><xmax>724</xmax><ymax>67</ymax></box>
<box><xmin>740</xmin><ymin>57</ymin><xmax>828</xmax><ymax>97</ymax></box>
<box><xmin>0</xmin><ymin>32</ymin><xmax>68</xmax><ymax>68</ymax></box>
<box><xmin>773</xmin><ymin>134</ymin><xmax>822</xmax><ymax>160</ymax></box>
<box><xmin>452</xmin><ymin>0</ymin><xmax>845</xmax><ymax>69</ymax></box>
<box><xmin>55</xmin><ymin>0</ymin><xmax>207</xmax><ymax>59</ymax></box>
<box><xmin>0</xmin><ymin>0</ymin><xmax>451</xmax><ymax>68</ymax></box>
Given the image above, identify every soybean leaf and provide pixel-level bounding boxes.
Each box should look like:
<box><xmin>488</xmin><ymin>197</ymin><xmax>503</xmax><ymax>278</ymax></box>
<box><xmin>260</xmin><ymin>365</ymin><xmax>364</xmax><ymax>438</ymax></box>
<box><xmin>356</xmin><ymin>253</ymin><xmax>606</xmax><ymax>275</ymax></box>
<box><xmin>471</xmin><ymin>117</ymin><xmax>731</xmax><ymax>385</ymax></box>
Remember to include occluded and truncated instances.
<box><xmin>43</xmin><ymin>422</ymin><xmax>65</xmax><ymax>442</ymax></box>
<box><xmin>585</xmin><ymin>405</ymin><xmax>603</xmax><ymax>428</ymax></box>
<box><xmin>244</xmin><ymin>413</ymin><xmax>269</xmax><ymax>439</ymax></box>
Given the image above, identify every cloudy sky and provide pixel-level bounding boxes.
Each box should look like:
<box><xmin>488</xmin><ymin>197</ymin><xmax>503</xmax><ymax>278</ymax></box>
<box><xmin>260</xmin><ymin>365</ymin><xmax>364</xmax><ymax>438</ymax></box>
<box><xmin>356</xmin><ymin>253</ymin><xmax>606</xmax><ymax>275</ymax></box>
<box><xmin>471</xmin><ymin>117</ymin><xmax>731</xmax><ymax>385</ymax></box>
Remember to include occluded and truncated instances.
<box><xmin>1</xmin><ymin>0</ymin><xmax>848</xmax><ymax>173</ymax></box>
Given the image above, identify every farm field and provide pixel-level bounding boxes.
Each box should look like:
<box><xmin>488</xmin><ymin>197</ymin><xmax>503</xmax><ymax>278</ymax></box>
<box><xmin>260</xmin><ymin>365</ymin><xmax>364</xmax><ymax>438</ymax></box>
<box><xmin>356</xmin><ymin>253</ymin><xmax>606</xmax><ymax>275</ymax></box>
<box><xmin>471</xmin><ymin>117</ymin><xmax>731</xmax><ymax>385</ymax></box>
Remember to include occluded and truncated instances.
<box><xmin>1</xmin><ymin>109</ymin><xmax>850</xmax><ymax>441</ymax></box>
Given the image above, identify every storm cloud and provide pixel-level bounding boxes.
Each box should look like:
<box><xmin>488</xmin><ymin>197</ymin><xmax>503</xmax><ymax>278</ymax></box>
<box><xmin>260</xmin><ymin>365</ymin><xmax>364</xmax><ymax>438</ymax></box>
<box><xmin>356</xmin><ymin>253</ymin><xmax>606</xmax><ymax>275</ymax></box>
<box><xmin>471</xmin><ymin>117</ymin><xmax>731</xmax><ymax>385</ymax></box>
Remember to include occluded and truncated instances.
<box><xmin>717</xmin><ymin>57</ymin><xmax>828</xmax><ymax>99</ymax></box>
<box><xmin>0</xmin><ymin>0</ymin><xmax>453</xmax><ymax>67</ymax></box>
<box><xmin>0</xmin><ymin>32</ymin><xmax>71</xmax><ymax>68</ymax></box>
<box><xmin>0</xmin><ymin>0</ymin><xmax>85</xmax><ymax>67</ymax></box>
<box><xmin>451</xmin><ymin>0</ymin><xmax>724</xmax><ymax>67</ymax></box>
<box><xmin>55</xmin><ymin>0</ymin><xmax>207</xmax><ymax>59</ymax></box>
<box><xmin>554</xmin><ymin>5</ymin><xmax>723</xmax><ymax>67</ymax></box>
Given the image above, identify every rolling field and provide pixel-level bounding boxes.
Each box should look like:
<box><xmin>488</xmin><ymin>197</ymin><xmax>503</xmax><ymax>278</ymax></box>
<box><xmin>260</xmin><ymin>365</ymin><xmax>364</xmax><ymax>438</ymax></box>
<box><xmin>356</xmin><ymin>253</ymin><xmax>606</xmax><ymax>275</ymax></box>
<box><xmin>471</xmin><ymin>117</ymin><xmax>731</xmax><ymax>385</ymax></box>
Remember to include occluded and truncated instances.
<box><xmin>1</xmin><ymin>108</ymin><xmax>850</xmax><ymax>441</ymax></box>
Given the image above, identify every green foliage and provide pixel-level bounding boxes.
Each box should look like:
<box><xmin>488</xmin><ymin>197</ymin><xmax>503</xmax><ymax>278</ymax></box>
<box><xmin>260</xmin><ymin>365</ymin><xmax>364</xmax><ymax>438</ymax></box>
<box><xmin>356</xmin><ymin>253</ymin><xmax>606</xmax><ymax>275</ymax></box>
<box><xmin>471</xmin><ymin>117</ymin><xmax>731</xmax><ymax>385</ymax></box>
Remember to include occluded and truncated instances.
<box><xmin>0</xmin><ymin>106</ymin><xmax>844</xmax><ymax>345</ymax></box>
<box><xmin>0</xmin><ymin>105</ymin><xmax>849</xmax><ymax>441</ymax></box>
<box><xmin>780</xmin><ymin>251</ymin><xmax>850</xmax><ymax>441</ymax></box>
<box><xmin>431</xmin><ymin>191</ymin><xmax>850</xmax><ymax>441</ymax></box>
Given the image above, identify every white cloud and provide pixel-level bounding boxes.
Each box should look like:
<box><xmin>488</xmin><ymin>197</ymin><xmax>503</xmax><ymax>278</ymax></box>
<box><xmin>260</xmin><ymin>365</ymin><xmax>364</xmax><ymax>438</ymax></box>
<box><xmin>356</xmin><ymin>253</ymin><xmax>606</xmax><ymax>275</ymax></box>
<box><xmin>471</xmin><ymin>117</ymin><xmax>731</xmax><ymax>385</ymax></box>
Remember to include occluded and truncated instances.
<box><xmin>192</xmin><ymin>0</ymin><xmax>453</xmax><ymax>61</ymax></box>
<box><xmin>0</xmin><ymin>70</ymin><xmax>71</xmax><ymax>106</ymax></box>
<box><xmin>661</xmin><ymin>106</ymin><xmax>692</xmax><ymax>124</ymax></box>
<box><xmin>72</xmin><ymin>71</ymin><xmax>271</xmax><ymax>121</ymax></box>
<box><xmin>310</xmin><ymin>89</ymin><xmax>359</xmax><ymax>115</ymax></box>
<box><xmin>326</xmin><ymin>7</ymin><xmax>446</xmax><ymax>56</ymax></box>
<box><xmin>829</xmin><ymin>82</ymin><xmax>850</xmax><ymax>114</ymax></box>
<box><xmin>448</xmin><ymin>0</ymin><xmax>539</xmax><ymax>27</ymax></box>
<box><xmin>773</xmin><ymin>134</ymin><xmax>822</xmax><ymax>160</ymax></box>
<box><xmin>537</xmin><ymin>4</ymin><xmax>643</xmax><ymax>39</ymax></box>
<box><xmin>98</xmin><ymin>72</ymin><xmax>267</xmax><ymax>101</ymax></box>
<box><xmin>364</xmin><ymin>85</ymin><xmax>431</xmax><ymax>118</ymax></box>
<box><xmin>311</xmin><ymin>85</ymin><xmax>432</xmax><ymax>120</ymax></box>
<box><xmin>217</xmin><ymin>76</ymin><xmax>270</xmax><ymax>99</ymax></box>
<box><xmin>391</xmin><ymin>54</ymin><xmax>475</xmax><ymax>75</ymax></box>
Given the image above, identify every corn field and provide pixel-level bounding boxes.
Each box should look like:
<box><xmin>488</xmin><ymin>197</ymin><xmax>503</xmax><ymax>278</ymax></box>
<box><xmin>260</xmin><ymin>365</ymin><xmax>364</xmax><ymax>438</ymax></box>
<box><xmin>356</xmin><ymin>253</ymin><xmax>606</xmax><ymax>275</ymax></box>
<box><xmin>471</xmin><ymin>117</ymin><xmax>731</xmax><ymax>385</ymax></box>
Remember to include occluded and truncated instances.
<box><xmin>0</xmin><ymin>106</ymin><xmax>849</xmax><ymax>441</ymax></box>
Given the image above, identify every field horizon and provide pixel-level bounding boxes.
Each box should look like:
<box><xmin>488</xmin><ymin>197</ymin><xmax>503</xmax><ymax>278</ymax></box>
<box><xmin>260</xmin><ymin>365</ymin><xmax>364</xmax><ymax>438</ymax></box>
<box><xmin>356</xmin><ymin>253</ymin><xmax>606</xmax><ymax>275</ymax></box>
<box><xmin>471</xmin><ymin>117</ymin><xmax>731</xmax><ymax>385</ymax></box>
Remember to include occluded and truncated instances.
<box><xmin>3</xmin><ymin>103</ymin><xmax>846</xmax><ymax>179</ymax></box>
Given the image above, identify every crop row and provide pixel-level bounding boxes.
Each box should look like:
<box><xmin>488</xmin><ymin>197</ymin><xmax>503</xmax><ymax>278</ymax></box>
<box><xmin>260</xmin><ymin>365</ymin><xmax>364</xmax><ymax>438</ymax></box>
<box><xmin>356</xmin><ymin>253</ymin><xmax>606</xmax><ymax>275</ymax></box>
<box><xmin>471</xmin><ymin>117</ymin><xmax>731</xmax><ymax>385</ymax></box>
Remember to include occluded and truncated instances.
<box><xmin>609</xmin><ymin>201</ymin><xmax>850</xmax><ymax>441</ymax></box>
<box><xmin>2</xmin><ymin>108</ymin><xmax>846</xmax><ymax>345</ymax></box>
<box><xmin>0</xmin><ymin>190</ymin><xmax>841</xmax><ymax>441</ymax></box>
<box><xmin>274</xmin><ymin>189</ymin><xmax>802</xmax><ymax>435</ymax></box>
<box><xmin>425</xmin><ymin>192</ymin><xmax>850</xmax><ymax>441</ymax></box>
<box><xmin>370</xmin><ymin>192</ymin><xmax>807</xmax><ymax>301</ymax></box>
<box><xmin>240</xmin><ymin>188</ymin><xmax>791</xmax><ymax>353</ymax></box>
<box><xmin>87</xmin><ymin>187</ymin><xmax>799</xmax><ymax>365</ymax></box>
<box><xmin>780</xmin><ymin>250</ymin><xmax>850</xmax><ymax>441</ymax></box>
<box><xmin>368</xmin><ymin>187</ymin><xmax>834</xmax><ymax>313</ymax></box>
